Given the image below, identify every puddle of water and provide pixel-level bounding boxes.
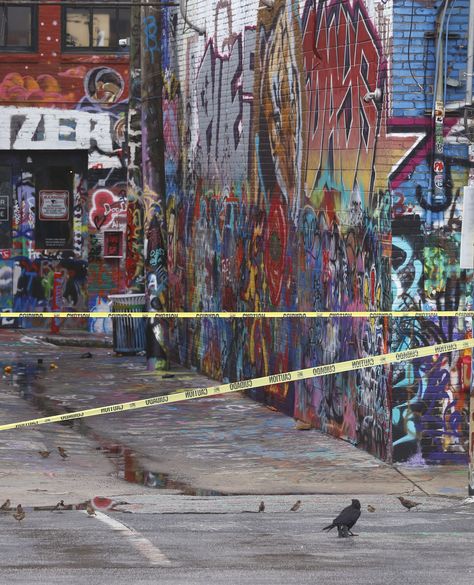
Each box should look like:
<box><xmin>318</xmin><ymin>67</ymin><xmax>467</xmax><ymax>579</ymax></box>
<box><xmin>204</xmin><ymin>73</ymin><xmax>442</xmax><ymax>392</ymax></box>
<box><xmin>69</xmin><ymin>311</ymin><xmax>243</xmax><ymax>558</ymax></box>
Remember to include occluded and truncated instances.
<box><xmin>2</xmin><ymin>357</ymin><xmax>225</xmax><ymax>496</ymax></box>
<box><xmin>86</xmin><ymin>431</ymin><xmax>226</xmax><ymax>496</ymax></box>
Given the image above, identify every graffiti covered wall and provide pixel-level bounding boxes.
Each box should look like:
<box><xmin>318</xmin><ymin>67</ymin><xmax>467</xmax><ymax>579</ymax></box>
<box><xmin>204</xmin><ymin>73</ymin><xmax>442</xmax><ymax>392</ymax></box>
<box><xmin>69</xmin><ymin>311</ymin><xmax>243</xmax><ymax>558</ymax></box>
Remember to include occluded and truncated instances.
<box><xmin>0</xmin><ymin>3</ymin><xmax>129</xmax><ymax>329</ymax></box>
<box><xmin>164</xmin><ymin>0</ymin><xmax>395</xmax><ymax>458</ymax></box>
<box><xmin>390</xmin><ymin>0</ymin><xmax>472</xmax><ymax>463</ymax></box>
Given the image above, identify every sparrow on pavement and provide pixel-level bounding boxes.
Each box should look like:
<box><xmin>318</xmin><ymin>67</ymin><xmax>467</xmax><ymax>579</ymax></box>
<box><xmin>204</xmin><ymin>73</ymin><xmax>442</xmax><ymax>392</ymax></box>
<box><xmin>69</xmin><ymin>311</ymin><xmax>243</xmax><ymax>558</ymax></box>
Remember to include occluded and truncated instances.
<box><xmin>258</xmin><ymin>501</ymin><xmax>265</xmax><ymax>513</ymax></box>
<box><xmin>0</xmin><ymin>499</ymin><xmax>11</xmax><ymax>511</ymax></box>
<box><xmin>57</xmin><ymin>447</ymin><xmax>68</xmax><ymax>459</ymax></box>
<box><xmin>290</xmin><ymin>500</ymin><xmax>302</xmax><ymax>512</ymax></box>
<box><xmin>367</xmin><ymin>505</ymin><xmax>376</xmax><ymax>513</ymax></box>
<box><xmin>13</xmin><ymin>505</ymin><xmax>25</xmax><ymax>523</ymax></box>
<box><xmin>397</xmin><ymin>496</ymin><xmax>421</xmax><ymax>511</ymax></box>
<box><xmin>38</xmin><ymin>450</ymin><xmax>51</xmax><ymax>458</ymax></box>
<box><xmin>86</xmin><ymin>501</ymin><xmax>96</xmax><ymax>517</ymax></box>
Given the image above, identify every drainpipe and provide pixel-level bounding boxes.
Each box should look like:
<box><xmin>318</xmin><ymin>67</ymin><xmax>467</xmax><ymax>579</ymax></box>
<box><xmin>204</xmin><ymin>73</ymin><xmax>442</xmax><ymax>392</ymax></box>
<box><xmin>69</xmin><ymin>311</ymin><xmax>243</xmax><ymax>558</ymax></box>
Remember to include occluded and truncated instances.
<box><xmin>465</xmin><ymin>0</ymin><xmax>474</xmax><ymax>112</ymax></box>
<box><xmin>430</xmin><ymin>1</ymin><xmax>449</xmax><ymax>230</ymax></box>
<box><xmin>142</xmin><ymin>0</ymin><xmax>168</xmax><ymax>370</ymax></box>
<box><xmin>466</xmin><ymin>0</ymin><xmax>474</xmax><ymax>187</ymax></box>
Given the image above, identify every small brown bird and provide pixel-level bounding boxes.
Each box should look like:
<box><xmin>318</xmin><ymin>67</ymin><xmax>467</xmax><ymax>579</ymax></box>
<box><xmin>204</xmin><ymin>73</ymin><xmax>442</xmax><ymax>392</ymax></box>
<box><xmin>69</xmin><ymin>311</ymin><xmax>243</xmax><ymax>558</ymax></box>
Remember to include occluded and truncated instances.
<box><xmin>0</xmin><ymin>499</ymin><xmax>11</xmax><ymax>511</ymax></box>
<box><xmin>13</xmin><ymin>504</ymin><xmax>25</xmax><ymax>523</ymax></box>
<box><xmin>290</xmin><ymin>500</ymin><xmax>302</xmax><ymax>512</ymax></box>
<box><xmin>86</xmin><ymin>501</ymin><xmax>96</xmax><ymax>517</ymax></box>
<box><xmin>398</xmin><ymin>496</ymin><xmax>421</xmax><ymax>511</ymax></box>
<box><xmin>53</xmin><ymin>500</ymin><xmax>65</xmax><ymax>511</ymax></box>
<box><xmin>258</xmin><ymin>501</ymin><xmax>265</xmax><ymax>513</ymax></box>
<box><xmin>38</xmin><ymin>450</ymin><xmax>51</xmax><ymax>458</ymax></box>
<box><xmin>367</xmin><ymin>505</ymin><xmax>376</xmax><ymax>513</ymax></box>
<box><xmin>57</xmin><ymin>447</ymin><xmax>68</xmax><ymax>459</ymax></box>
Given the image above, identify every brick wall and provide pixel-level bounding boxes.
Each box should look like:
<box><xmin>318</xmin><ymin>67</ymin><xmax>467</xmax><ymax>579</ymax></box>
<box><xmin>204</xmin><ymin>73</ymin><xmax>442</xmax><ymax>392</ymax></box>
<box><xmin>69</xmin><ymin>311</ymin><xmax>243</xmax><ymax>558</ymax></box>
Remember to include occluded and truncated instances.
<box><xmin>162</xmin><ymin>0</ymin><xmax>394</xmax><ymax>460</ymax></box>
<box><xmin>390</xmin><ymin>0</ymin><xmax>471</xmax><ymax>463</ymax></box>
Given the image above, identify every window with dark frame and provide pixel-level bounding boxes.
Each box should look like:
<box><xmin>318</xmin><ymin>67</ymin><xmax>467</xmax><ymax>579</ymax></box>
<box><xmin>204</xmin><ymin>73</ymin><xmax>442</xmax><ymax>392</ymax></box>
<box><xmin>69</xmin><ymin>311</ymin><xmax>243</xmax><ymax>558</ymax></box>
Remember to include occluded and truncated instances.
<box><xmin>63</xmin><ymin>6</ymin><xmax>130</xmax><ymax>51</ymax></box>
<box><xmin>0</xmin><ymin>3</ymin><xmax>36</xmax><ymax>51</ymax></box>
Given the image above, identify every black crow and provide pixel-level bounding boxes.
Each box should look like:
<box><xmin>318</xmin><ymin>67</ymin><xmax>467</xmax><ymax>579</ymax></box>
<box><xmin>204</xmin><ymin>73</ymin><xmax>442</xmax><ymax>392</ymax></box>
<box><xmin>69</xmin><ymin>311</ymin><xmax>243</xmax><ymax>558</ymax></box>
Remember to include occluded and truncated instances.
<box><xmin>323</xmin><ymin>499</ymin><xmax>361</xmax><ymax>537</ymax></box>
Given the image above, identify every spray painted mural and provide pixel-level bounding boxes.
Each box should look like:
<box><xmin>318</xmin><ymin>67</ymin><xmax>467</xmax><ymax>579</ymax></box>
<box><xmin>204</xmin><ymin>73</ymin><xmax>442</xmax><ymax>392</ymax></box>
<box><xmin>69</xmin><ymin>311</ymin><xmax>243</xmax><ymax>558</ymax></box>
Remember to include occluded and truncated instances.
<box><xmin>294</xmin><ymin>0</ymin><xmax>391</xmax><ymax>459</ymax></box>
<box><xmin>387</xmin><ymin>0</ymin><xmax>472</xmax><ymax>464</ymax></box>
<box><xmin>164</xmin><ymin>0</ymin><xmax>393</xmax><ymax>456</ymax></box>
<box><xmin>0</xmin><ymin>3</ymin><xmax>130</xmax><ymax>329</ymax></box>
<box><xmin>163</xmin><ymin>0</ymin><xmax>473</xmax><ymax>463</ymax></box>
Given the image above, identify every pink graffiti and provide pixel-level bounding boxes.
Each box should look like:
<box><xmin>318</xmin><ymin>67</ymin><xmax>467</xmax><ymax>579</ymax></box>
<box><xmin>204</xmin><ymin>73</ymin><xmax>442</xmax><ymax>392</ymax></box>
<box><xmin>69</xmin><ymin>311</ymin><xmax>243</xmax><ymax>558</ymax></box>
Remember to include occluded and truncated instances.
<box><xmin>89</xmin><ymin>188</ymin><xmax>127</xmax><ymax>230</ymax></box>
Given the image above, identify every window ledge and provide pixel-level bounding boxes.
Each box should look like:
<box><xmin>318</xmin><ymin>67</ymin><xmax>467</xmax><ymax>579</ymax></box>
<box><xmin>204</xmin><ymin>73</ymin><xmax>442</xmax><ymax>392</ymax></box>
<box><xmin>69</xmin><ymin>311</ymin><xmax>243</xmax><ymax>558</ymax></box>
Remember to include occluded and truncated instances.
<box><xmin>60</xmin><ymin>53</ymin><xmax>129</xmax><ymax>64</ymax></box>
<box><xmin>0</xmin><ymin>53</ymin><xmax>40</xmax><ymax>63</ymax></box>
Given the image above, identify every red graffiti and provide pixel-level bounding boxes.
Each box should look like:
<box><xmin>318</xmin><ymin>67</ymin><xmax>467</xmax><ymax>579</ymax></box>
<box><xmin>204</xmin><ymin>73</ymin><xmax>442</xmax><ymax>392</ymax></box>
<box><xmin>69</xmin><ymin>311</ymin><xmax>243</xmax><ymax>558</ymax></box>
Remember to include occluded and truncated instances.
<box><xmin>303</xmin><ymin>0</ymin><xmax>384</xmax><ymax>196</ymax></box>
<box><xmin>264</xmin><ymin>195</ymin><xmax>288</xmax><ymax>307</ymax></box>
<box><xmin>89</xmin><ymin>188</ymin><xmax>127</xmax><ymax>230</ymax></box>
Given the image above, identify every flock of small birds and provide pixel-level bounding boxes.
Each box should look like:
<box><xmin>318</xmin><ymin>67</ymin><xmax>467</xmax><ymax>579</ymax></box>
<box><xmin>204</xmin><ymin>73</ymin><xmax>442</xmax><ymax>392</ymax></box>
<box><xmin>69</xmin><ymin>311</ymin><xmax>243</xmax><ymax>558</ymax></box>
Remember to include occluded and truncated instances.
<box><xmin>0</xmin><ymin>493</ymin><xmax>423</xmax><ymax>529</ymax></box>
<box><xmin>256</xmin><ymin>495</ymin><xmax>423</xmax><ymax>538</ymax></box>
<box><xmin>0</xmin><ymin>501</ymin><xmax>26</xmax><ymax>524</ymax></box>
<box><xmin>37</xmin><ymin>446</ymin><xmax>68</xmax><ymax>460</ymax></box>
<box><xmin>0</xmin><ymin>498</ymin><xmax>96</xmax><ymax>523</ymax></box>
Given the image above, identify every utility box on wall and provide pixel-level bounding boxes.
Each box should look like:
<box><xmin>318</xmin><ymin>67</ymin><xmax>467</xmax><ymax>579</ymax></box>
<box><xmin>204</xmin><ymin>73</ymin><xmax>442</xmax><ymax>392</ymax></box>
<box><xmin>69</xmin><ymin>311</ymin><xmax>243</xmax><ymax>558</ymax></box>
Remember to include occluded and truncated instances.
<box><xmin>460</xmin><ymin>186</ymin><xmax>474</xmax><ymax>269</ymax></box>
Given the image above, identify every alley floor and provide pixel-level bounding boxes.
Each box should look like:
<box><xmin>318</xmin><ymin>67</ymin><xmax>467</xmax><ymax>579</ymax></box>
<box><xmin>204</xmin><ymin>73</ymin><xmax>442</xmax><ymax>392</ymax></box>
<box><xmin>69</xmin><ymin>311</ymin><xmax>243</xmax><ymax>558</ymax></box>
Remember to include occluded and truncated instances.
<box><xmin>0</xmin><ymin>330</ymin><xmax>468</xmax><ymax>499</ymax></box>
<box><xmin>1</xmin><ymin>329</ymin><xmax>473</xmax><ymax>583</ymax></box>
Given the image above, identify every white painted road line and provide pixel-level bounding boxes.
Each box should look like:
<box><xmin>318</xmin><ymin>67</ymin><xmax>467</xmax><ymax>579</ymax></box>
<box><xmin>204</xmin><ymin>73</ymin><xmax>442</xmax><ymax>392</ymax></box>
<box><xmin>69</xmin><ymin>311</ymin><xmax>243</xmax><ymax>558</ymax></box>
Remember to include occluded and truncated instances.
<box><xmin>83</xmin><ymin>510</ymin><xmax>171</xmax><ymax>566</ymax></box>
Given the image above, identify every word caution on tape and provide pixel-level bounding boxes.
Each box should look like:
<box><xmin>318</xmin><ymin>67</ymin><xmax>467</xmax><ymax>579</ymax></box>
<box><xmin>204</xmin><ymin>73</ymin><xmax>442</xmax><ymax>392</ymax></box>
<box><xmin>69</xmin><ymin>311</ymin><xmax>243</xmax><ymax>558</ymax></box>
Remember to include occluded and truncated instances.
<box><xmin>0</xmin><ymin>338</ymin><xmax>472</xmax><ymax>432</ymax></box>
<box><xmin>2</xmin><ymin>311</ymin><xmax>474</xmax><ymax>319</ymax></box>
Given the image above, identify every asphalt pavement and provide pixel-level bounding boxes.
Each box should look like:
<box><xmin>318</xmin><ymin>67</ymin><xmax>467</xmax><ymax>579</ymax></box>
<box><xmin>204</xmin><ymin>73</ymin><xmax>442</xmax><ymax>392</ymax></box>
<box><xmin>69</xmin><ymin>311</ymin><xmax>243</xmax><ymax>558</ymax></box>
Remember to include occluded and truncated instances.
<box><xmin>0</xmin><ymin>494</ymin><xmax>473</xmax><ymax>585</ymax></box>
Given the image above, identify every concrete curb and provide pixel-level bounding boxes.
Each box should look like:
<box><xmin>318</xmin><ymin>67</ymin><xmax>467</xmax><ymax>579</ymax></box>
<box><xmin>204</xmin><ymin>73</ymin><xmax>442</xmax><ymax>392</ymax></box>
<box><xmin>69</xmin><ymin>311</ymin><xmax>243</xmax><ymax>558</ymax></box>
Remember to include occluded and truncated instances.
<box><xmin>35</xmin><ymin>335</ymin><xmax>113</xmax><ymax>348</ymax></box>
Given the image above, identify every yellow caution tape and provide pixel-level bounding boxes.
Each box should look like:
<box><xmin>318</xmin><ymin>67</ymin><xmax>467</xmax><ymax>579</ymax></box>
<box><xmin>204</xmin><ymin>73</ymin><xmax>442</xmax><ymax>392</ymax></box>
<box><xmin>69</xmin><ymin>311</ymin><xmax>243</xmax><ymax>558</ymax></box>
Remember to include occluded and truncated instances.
<box><xmin>1</xmin><ymin>310</ymin><xmax>474</xmax><ymax>318</ymax></box>
<box><xmin>0</xmin><ymin>337</ymin><xmax>471</xmax><ymax>432</ymax></box>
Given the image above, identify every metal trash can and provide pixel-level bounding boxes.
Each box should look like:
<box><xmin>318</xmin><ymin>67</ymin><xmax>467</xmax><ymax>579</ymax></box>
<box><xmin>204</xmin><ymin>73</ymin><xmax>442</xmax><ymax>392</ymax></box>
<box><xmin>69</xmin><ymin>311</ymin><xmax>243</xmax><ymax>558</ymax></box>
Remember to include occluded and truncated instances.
<box><xmin>109</xmin><ymin>293</ymin><xmax>146</xmax><ymax>354</ymax></box>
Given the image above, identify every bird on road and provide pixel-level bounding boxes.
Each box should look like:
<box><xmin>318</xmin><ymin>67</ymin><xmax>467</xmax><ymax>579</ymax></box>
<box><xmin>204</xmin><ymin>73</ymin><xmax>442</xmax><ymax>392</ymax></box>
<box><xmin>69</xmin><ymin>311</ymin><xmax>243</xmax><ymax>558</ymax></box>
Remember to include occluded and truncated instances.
<box><xmin>322</xmin><ymin>499</ymin><xmax>361</xmax><ymax>537</ymax></box>
<box><xmin>86</xmin><ymin>501</ymin><xmax>96</xmax><ymax>517</ymax></box>
<box><xmin>258</xmin><ymin>501</ymin><xmax>265</xmax><ymax>513</ymax></box>
<box><xmin>52</xmin><ymin>500</ymin><xmax>65</xmax><ymax>511</ymax></box>
<box><xmin>398</xmin><ymin>496</ymin><xmax>421</xmax><ymax>511</ymax></box>
<box><xmin>38</xmin><ymin>450</ymin><xmax>51</xmax><ymax>458</ymax></box>
<box><xmin>290</xmin><ymin>500</ymin><xmax>302</xmax><ymax>512</ymax></box>
<box><xmin>57</xmin><ymin>447</ymin><xmax>68</xmax><ymax>459</ymax></box>
<box><xmin>367</xmin><ymin>505</ymin><xmax>376</xmax><ymax>513</ymax></box>
<box><xmin>13</xmin><ymin>505</ymin><xmax>25</xmax><ymax>523</ymax></box>
<box><xmin>80</xmin><ymin>352</ymin><xmax>93</xmax><ymax>359</ymax></box>
<box><xmin>0</xmin><ymin>499</ymin><xmax>10</xmax><ymax>511</ymax></box>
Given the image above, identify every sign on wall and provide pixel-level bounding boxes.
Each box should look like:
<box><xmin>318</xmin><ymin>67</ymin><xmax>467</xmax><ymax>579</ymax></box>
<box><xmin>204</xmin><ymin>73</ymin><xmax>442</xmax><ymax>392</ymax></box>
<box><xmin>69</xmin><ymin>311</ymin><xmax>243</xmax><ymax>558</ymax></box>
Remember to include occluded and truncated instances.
<box><xmin>39</xmin><ymin>191</ymin><xmax>70</xmax><ymax>221</ymax></box>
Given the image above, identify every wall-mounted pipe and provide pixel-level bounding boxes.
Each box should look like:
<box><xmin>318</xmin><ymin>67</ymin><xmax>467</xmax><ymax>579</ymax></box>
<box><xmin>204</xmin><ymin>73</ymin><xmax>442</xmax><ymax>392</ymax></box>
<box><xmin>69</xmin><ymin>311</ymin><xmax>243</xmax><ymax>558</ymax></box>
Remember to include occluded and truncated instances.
<box><xmin>465</xmin><ymin>0</ymin><xmax>474</xmax><ymax>108</ymax></box>
<box><xmin>180</xmin><ymin>0</ymin><xmax>206</xmax><ymax>35</ymax></box>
